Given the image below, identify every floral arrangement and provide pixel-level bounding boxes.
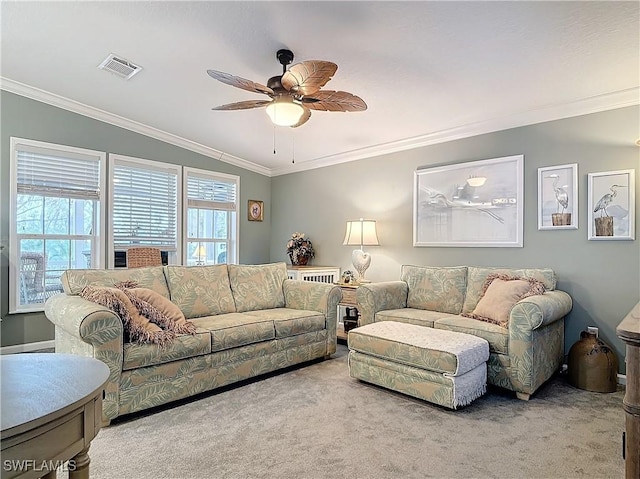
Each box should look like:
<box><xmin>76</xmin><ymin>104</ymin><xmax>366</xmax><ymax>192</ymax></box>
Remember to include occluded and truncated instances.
<box><xmin>286</xmin><ymin>232</ymin><xmax>315</xmax><ymax>265</ymax></box>
<box><xmin>341</xmin><ymin>270</ymin><xmax>356</xmax><ymax>284</ymax></box>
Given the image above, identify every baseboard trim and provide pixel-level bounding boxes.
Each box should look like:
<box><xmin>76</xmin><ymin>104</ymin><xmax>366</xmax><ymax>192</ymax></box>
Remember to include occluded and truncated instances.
<box><xmin>0</xmin><ymin>340</ymin><xmax>55</xmax><ymax>355</ymax></box>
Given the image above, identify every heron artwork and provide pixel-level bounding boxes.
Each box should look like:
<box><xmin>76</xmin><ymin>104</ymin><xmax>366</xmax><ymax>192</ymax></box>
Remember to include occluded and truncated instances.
<box><xmin>548</xmin><ymin>175</ymin><xmax>569</xmax><ymax>214</ymax></box>
<box><xmin>593</xmin><ymin>184</ymin><xmax>626</xmax><ymax>217</ymax></box>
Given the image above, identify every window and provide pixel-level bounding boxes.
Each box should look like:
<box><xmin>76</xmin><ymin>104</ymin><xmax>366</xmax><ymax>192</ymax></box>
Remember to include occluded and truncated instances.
<box><xmin>109</xmin><ymin>154</ymin><xmax>181</xmax><ymax>268</ymax></box>
<box><xmin>9</xmin><ymin>138</ymin><xmax>106</xmax><ymax>313</ymax></box>
<box><xmin>184</xmin><ymin>167</ymin><xmax>239</xmax><ymax>265</ymax></box>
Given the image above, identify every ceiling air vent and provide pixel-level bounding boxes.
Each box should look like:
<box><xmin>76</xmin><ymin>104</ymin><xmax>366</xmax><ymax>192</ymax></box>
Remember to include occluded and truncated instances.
<box><xmin>98</xmin><ymin>54</ymin><xmax>142</xmax><ymax>80</ymax></box>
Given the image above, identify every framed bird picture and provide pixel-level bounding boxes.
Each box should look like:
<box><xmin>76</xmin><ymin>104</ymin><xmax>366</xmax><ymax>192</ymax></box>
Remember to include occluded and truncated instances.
<box><xmin>538</xmin><ymin>163</ymin><xmax>578</xmax><ymax>230</ymax></box>
<box><xmin>413</xmin><ymin>154</ymin><xmax>523</xmax><ymax>247</ymax></box>
<box><xmin>588</xmin><ymin>169</ymin><xmax>635</xmax><ymax>240</ymax></box>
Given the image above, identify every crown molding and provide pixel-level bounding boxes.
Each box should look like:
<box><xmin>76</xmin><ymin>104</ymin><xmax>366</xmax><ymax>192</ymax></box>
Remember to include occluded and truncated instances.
<box><xmin>271</xmin><ymin>87</ymin><xmax>640</xmax><ymax>176</ymax></box>
<box><xmin>0</xmin><ymin>77</ymin><xmax>272</xmax><ymax>177</ymax></box>
<box><xmin>3</xmin><ymin>78</ymin><xmax>637</xmax><ymax>178</ymax></box>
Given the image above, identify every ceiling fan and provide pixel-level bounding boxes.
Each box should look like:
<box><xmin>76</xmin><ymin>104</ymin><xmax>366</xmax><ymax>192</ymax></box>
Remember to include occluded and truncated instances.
<box><xmin>207</xmin><ymin>49</ymin><xmax>367</xmax><ymax>128</ymax></box>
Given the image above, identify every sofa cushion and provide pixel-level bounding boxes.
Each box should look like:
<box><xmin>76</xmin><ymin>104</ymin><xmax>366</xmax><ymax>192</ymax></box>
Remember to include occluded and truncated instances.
<box><xmin>123</xmin><ymin>329</ymin><xmax>212</xmax><ymax>370</ymax></box>
<box><xmin>244</xmin><ymin>308</ymin><xmax>326</xmax><ymax>338</ymax></box>
<box><xmin>62</xmin><ymin>266</ymin><xmax>170</xmax><ymax>297</ymax></box>
<box><xmin>228</xmin><ymin>263</ymin><xmax>287</xmax><ymax>312</ymax></box>
<box><xmin>463</xmin><ymin>267</ymin><xmax>556</xmax><ymax>313</ymax></box>
<box><xmin>164</xmin><ymin>265</ymin><xmax>236</xmax><ymax>319</ymax></box>
<box><xmin>375</xmin><ymin>308</ymin><xmax>459</xmax><ymax>328</ymax></box>
<box><xmin>401</xmin><ymin>265</ymin><xmax>467</xmax><ymax>314</ymax></box>
<box><xmin>465</xmin><ymin>275</ymin><xmax>546</xmax><ymax>326</ymax></box>
<box><xmin>434</xmin><ymin>316</ymin><xmax>509</xmax><ymax>355</ymax></box>
<box><xmin>190</xmin><ymin>313</ymin><xmax>275</xmax><ymax>352</ymax></box>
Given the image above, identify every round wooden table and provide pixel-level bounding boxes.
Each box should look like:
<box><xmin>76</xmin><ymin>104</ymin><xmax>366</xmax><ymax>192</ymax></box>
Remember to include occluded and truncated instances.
<box><xmin>1</xmin><ymin>353</ymin><xmax>109</xmax><ymax>479</ymax></box>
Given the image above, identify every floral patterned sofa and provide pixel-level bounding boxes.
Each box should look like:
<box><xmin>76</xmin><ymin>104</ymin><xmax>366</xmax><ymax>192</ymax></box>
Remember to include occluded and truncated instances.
<box><xmin>355</xmin><ymin>265</ymin><xmax>573</xmax><ymax>400</ymax></box>
<box><xmin>45</xmin><ymin>262</ymin><xmax>341</xmax><ymax>423</ymax></box>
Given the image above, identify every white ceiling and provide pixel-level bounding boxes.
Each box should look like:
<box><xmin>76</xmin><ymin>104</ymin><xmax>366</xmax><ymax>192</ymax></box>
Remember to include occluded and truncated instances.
<box><xmin>1</xmin><ymin>1</ymin><xmax>638</xmax><ymax>176</ymax></box>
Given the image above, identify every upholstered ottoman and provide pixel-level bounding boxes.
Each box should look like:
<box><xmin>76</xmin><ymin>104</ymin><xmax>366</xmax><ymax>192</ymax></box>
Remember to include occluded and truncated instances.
<box><xmin>348</xmin><ymin>321</ymin><xmax>490</xmax><ymax>409</ymax></box>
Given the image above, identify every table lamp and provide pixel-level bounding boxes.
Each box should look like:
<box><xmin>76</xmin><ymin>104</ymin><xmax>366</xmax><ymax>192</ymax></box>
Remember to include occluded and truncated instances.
<box><xmin>192</xmin><ymin>245</ymin><xmax>207</xmax><ymax>265</ymax></box>
<box><xmin>343</xmin><ymin>218</ymin><xmax>379</xmax><ymax>283</ymax></box>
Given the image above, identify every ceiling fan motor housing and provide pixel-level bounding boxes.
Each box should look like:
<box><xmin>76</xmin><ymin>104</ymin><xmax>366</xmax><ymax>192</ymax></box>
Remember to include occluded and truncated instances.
<box><xmin>276</xmin><ymin>49</ymin><xmax>294</xmax><ymax>68</ymax></box>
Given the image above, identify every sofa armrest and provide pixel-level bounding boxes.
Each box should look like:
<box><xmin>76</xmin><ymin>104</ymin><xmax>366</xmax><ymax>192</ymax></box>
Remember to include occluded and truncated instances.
<box><xmin>283</xmin><ymin>280</ymin><xmax>343</xmax><ymax>354</ymax></box>
<box><xmin>510</xmin><ymin>290</ymin><xmax>573</xmax><ymax>330</ymax></box>
<box><xmin>45</xmin><ymin>294</ymin><xmax>124</xmax><ymax>422</ymax></box>
<box><xmin>356</xmin><ymin>281</ymin><xmax>409</xmax><ymax>326</ymax></box>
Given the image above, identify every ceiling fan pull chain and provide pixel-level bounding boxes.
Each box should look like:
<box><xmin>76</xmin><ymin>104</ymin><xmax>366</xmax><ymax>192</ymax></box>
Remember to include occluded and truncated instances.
<box><xmin>273</xmin><ymin>125</ymin><xmax>276</xmax><ymax>155</ymax></box>
<box><xmin>292</xmin><ymin>133</ymin><xmax>295</xmax><ymax>164</ymax></box>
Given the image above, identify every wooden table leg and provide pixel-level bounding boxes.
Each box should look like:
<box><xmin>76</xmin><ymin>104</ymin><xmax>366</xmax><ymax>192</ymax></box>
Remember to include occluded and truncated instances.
<box><xmin>69</xmin><ymin>446</ymin><xmax>91</xmax><ymax>479</ymax></box>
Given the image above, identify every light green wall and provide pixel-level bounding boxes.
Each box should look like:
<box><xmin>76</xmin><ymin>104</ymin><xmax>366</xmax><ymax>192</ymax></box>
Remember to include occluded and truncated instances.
<box><xmin>0</xmin><ymin>91</ymin><xmax>272</xmax><ymax>346</ymax></box>
<box><xmin>271</xmin><ymin>106</ymin><xmax>640</xmax><ymax>373</ymax></box>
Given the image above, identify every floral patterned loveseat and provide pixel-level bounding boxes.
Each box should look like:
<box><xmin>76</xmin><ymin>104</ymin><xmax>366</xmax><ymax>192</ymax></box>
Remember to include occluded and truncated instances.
<box><xmin>45</xmin><ymin>262</ymin><xmax>341</xmax><ymax>423</ymax></box>
<box><xmin>356</xmin><ymin>265</ymin><xmax>573</xmax><ymax>400</ymax></box>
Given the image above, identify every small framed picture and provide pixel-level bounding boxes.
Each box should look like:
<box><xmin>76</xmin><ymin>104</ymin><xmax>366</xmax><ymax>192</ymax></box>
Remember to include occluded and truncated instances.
<box><xmin>537</xmin><ymin>163</ymin><xmax>578</xmax><ymax>230</ymax></box>
<box><xmin>588</xmin><ymin>169</ymin><xmax>635</xmax><ymax>240</ymax></box>
<box><xmin>248</xmin><ymin>200</ymin><xmax>264</xmax><ymax>222</ymax></box>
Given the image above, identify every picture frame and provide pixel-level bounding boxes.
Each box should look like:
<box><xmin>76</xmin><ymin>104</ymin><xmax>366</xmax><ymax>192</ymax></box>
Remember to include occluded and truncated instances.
<box><xmin>587</xmin><ymin>169</ymin><xmax>635</xmax><ymax>240</ymax></box>
<box><xmin>247</xmin><ymin>200</ymin><xmax>264</xmax><ymax>222</ymax></box>
<box><xmin>413</xmin><ymin>154</ymin><xmax>524</xmax><ymax>247</ymax></box>
<box><xmin>537</xmin><ymin>163</ymin><xmax>578</xmax><ymax>230</ymax></box>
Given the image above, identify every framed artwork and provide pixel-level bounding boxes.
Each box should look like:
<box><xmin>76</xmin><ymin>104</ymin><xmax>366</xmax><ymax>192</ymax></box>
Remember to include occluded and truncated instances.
<box><xmin>413</xmin><ymin>154</ymin><xmax>524</xmax><ymax>247</ymax></box>
<box><xmin>588</xmin><ymin>169</ymin><xmax>635</xmax><ymax>240</ymax></box>
<box><xmin>537</xmin><ymin>163</ymin><xmax>578</xmax><ymax>230</ymax></box>
<box><xmin>247</xmin><ymin>200</ymin><xmax>264</xmax><ymax>222</ymax></box>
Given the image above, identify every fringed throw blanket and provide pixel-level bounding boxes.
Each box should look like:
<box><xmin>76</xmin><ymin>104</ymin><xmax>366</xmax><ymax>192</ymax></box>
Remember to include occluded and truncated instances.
<box><xmin>444</xmin><ymin>364</ymin><xmax>487</xmax><ymax>409</ymax></box>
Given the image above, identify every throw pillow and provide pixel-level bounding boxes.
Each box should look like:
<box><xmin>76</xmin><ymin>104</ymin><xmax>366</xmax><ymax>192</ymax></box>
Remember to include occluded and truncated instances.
<box><xmin>462</xmin><ymin>274</ymin><xmax>546</xmax><ymax>326</ymax></box>
<box><xmin>80</xmin><ymin>285</ymin><xmax>175</xmax><ymax>345</ymax></box>
<box><xmin>126</xmin><ymin>287</ymin><xmax>196</xmax><ymax>335</ymax></box>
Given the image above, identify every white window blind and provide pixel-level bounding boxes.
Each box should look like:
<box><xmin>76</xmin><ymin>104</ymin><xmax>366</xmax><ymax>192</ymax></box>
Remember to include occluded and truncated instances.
<box><xmin>186</xmin><ymin>172</ymin><xmax>237</xmax><ymax>210</ymax></box>
<box><xmin>16</xmin><ymin>145</ymin><xmax>101</xmax><ymax>199</ymax></box>
<box><xmin>111</xmin><ymin>156</ymin><xmax>179</xmax><ymax>249</ymax></box>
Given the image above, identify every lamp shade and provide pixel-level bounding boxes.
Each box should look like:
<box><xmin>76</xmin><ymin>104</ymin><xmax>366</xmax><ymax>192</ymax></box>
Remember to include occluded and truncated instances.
<box><xmin>192</xmin><ymin>245</ymin><xmax>207</xmax><ymax>259</ymax></box>
<box><xmin>266</xmin><ymin>98</ymin><xmax>304</xmax><ymax>127</ymax></box>
<box><xmin>343</xmin><ymin>219</ymin><xmax>380</xmax><ymax>247</ymax></box>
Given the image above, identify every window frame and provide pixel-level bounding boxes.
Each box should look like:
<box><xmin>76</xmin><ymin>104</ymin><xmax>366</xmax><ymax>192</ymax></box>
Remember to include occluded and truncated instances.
<box><xmin>108</xmin><ymin>153</ymin><xmax>182</xmax><ymax>268</ymax></box>
<box><xmin>183</xmin><ymin>166</ymin><xmax>239</xmax><ymax>266</ymax></box>
<box><xmin>9</xmin><ymin>137</ymin><xmax>106</xmax><ymax>313</ymax></box>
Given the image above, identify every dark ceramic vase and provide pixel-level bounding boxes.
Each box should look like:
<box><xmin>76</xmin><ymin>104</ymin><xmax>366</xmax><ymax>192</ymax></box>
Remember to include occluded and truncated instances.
<box><xmin>568</xmin><ymin>331</ymin><xmax>619</xmax><ymax>392</ymax></box>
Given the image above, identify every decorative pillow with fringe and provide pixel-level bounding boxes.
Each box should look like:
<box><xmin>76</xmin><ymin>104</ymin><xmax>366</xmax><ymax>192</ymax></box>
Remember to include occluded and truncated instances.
<box><xmin>462</xmin><ymin>273</ymin><xmax>546</xmax><ymax>326</ymax></box>
<box><xmin>80</xmin><ymin>285</ymin><xmax>175</xmax><ymax>345</ymax></box>
<box><xmin>115</xmin><ymin>282</ymin><xmax>196</xmax><ymax>335</ymax></box>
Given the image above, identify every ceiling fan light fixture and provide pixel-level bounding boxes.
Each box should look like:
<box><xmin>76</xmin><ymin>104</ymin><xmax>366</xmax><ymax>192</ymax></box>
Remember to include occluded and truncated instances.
<box><xmin>265</xmin><ymin>97</ymin><xmax>304</xmax><ymax>127</ymax></box>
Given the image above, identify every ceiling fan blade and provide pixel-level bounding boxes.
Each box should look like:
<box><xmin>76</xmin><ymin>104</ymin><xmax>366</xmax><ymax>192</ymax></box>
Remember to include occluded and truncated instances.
<box><xmin>212</xmin><ymin>100</ymin><xmax>272</xmax><ymax>111</ymax></box>
<box><xmin>281</xmin><ymin>61</ymin><xmax>337</xmax><ymax>96</ymax></box>
<box><xmin>207</xmin><ymin>70</ymin><xmax>274</xmax><ymax>96</ymax></box>
<box><xmin>301</xmin><ymin>90</ymin><xmax>367</xmax><ymax>112</ymax></box>
<box><xmin>291</xmin><ymin>107</ymin><xmax>311</xmax><ymax>128</ymax></box>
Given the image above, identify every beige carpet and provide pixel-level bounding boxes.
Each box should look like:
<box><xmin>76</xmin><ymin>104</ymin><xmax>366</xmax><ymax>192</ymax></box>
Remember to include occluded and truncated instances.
<box><xmin>74</xmin><ymin>344</ymin><xmax>624</xmax><ymax>479</ymax></box>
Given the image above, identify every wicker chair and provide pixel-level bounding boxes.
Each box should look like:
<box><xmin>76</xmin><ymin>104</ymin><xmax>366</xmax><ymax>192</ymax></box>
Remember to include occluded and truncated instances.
<box><xmin>20</xmin><ymin>252</ymin><xmax>63</xmax><ymax>304</ymax></box>
<box><xmin>126</xmin><ymin>247</ymin><xmax>163</xmax><ymax>268</ymax></box>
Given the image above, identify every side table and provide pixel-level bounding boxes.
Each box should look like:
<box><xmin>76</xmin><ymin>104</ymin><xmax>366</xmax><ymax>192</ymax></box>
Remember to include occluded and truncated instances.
<box><xmin>336</xmin><ymin>283</ymin><xmax>361</xmax><ymax>342</ymax></box>
<box><xmin>617</xmin><ymin>302</ymin><xmax>640</xmax><ymax>479</ymax></box>
<box><xmin>1</xmin><ymin>353</ymin><xmax>110</xmax><ymax>479</ymax></box>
